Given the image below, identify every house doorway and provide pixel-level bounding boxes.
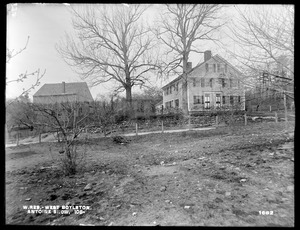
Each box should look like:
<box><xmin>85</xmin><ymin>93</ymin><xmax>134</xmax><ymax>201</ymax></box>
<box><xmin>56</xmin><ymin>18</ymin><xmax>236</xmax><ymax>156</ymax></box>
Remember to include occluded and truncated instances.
<box><xmin>204</xmin><ymin>93</ymin><xmax>210</xmax><ymax>109</ymax></box>
<box><xmin>215</xmin><ymin>93</ymin><xmax>221</xmax><ymax>108</ymax></box>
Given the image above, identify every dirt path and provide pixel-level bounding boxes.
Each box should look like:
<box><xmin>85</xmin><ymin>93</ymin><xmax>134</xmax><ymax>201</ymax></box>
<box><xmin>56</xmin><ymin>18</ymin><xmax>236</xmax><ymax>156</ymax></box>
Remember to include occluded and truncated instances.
<box><xmin>5</xmin><ymin>122</ymin><xmax>294</xmax><ymax>226</ymax></box>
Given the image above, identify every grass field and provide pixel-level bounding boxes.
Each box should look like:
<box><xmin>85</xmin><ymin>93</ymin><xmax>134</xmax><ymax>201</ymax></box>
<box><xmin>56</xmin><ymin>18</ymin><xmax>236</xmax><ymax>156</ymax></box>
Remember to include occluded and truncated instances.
<box><xmin>5</xmin><ymin>121</ymin><xmax>294</xmax><ymax>226</ymax></box>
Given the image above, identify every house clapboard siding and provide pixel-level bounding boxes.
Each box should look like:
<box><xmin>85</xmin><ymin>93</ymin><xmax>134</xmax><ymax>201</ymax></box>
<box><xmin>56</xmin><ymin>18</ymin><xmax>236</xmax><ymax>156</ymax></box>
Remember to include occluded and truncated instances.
<box><xmin>162</xmin><ymin>50</ymin><xmax>245</xmax><ymax>112</ymax></box>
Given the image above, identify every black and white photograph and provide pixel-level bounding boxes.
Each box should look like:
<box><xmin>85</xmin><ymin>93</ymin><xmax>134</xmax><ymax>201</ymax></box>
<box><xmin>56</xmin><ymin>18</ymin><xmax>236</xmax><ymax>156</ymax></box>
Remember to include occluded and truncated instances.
<box><xmin>6</xmin><ymin>3</ymin><xmax>294</xmax><ymax>226</ymax></box>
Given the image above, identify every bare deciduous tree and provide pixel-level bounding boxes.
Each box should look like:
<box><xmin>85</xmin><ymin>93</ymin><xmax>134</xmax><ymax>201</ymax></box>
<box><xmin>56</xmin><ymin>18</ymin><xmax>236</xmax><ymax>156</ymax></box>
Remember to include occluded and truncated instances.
<box><xmin>228</xmin><ymin>5</ymin><xmax>294</xmax><ymax>98</ymax></box>
<box><xmin>6</xmin><ymin>36</ymin><xmax>46</xmax><ymax>105</ymax></box>
<box><xmin>156</xmin><ymin>4</ymin><xmax>224</xmax><ymax>115</ymax></box>
<box><xmin>56</xmin><ymin>4</ymin><xmax>159</xmax><ymax>117</ymax></box>
<box><xmin>25</xmin><ymin>100</ymin><xmax>92</xmax><ymax>175</ymax></box>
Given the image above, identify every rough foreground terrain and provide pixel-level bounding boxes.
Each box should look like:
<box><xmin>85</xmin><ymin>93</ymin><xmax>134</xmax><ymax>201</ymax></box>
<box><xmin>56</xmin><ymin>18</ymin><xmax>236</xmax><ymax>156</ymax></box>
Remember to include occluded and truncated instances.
<box><xmin>6</xmin><ymin>122</ymin><xmax>294</xmax><ymax>226</ymax></box>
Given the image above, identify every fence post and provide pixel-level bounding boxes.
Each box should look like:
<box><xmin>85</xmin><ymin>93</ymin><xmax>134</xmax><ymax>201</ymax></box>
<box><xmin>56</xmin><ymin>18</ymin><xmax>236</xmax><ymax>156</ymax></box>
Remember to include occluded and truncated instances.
<box><xmin>135</xmin><ymin>123</ymin><xmax>138</xmax><ymax>136</ymax></box>
<box><xmin>275</xmin><ymin>112</ymin><xmax>278</xmax><ymax>123</ymax></box>
<box><xmin>244</xmin><ymin>113</ymin><xmax>247</xmax><ymax>126</ymax></box>
<box><xmin>161</xmin><ymin>120</ymin><xmax>164</xmax><ymax>133</ymax></box>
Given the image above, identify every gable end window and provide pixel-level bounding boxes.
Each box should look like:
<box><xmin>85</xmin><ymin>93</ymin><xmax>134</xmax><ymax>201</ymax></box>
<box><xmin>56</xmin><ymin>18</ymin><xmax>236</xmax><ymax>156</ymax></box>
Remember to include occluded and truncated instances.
<box><xmin>205</xmin><ymin>63</ymin><xmax>209</xmax><ymax>73</ymax></box>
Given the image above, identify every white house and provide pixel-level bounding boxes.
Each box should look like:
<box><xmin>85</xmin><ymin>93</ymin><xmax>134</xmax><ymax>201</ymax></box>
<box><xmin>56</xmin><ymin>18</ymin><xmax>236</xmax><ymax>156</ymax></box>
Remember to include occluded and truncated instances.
<box><xmin>162</xmin><ymin>50</ymin><xmax>245</xmax><ymax>113</ymax></box>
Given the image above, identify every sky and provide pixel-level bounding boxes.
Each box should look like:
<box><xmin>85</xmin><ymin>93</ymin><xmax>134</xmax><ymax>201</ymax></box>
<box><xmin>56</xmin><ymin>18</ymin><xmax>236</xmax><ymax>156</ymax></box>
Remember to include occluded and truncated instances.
<box><xmin>6</xmin><ymin>4</ymin><xmax>284</xmax><ymax>101</ymax></box>
<box><xmin>6</xmin><ymin>3</ymin><xmax>170</xmax><ymax>100</ymax></box>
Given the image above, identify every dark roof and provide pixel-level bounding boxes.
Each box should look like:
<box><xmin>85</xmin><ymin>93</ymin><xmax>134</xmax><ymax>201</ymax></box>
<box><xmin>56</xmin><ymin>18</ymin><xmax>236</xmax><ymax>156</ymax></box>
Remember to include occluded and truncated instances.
<box><xmin>33</xmin><ymin>82</ymin><xmax>94</xmax><ymax>102</ymax></box>
<box><xmin>162</xmin><ymin>54</ymin><xmax>243</xmax><ymax>89</ymax></box>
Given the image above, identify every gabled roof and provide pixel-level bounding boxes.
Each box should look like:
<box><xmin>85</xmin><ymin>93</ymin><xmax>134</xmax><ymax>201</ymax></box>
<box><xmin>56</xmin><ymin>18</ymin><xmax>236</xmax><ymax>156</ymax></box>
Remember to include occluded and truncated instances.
<box><xmin>33</xmin><ymin>82</ymin><xmax>94</xmax><ymax>102</ymax></box>
<box><xmin>162</xmin><ymin>54</ymin><xmax>243</xmax><ymax>89</ymax></box>
<box><xmin>162</xmin><ymin>61</ymin><xmax>205</xmax><ymax>89</ymax></box>
<box><xmin>212</xmin><ymin>55</ymin><xmax>243</xmax><ymax>76</ymax></box>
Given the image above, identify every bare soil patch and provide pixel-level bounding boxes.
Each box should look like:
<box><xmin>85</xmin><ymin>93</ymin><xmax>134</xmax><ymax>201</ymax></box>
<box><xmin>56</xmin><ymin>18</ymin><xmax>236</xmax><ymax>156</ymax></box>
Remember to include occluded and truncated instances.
<box><xmin>5</xmin><ymin>122</ymin><xmax>294</xmax><ymax>226</ymax></box>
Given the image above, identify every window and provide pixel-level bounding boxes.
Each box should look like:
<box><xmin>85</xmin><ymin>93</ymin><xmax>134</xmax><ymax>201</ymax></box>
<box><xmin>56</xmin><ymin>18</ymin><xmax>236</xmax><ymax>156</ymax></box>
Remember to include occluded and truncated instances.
<box><xmin>216</xmin><ymin>94</ymin><xmax>221</xmax><ymax>108</ymax></box>
<box><xmin>205</xmin><ymin>79</ymin><xmax>210</xmax><ymax>87</ymax></box>
<box><xmin>222</xmin><ymin>79</ymin><xmax>226</xmax><ymax>88</ymax></box>
<box><xmin>204</xmin><ymin>94</ymin><xmax>210</xmax><ymax>109</ymax></box>
<box><xmin>222</xmin><ymin>96</ymin><xmax>226</xmax><ymax>104</ymax></box>
<box><xmin>175</xmin><ymin>82</ymin><xmax>179</xmax><ymax>91</ymax></box>
<box><xmin>237</xmin><ymin>80</ymin><xmax>240</xmax><ymax>88</ymax></box>
<box><xmin>175</xmin><ymin>99</ymin><xmax>179</xmax><ymax>107</ymax></box>
<box><xmin>238</xmin><ymin>96</ymin><xmax>241</xmax><ymax>103</ymax></box>
<box><xmin>230</xmin><ymin>96</ymin><xmax>234</xmax><ymax>105</ymax></box>
<box><xmin>205</xmin><ymin>63</ymin><xmax>209</xmax><ymax>72</ymax></box>
<box><xmin>229</xmin><ymin>79</ymin><xmax>233</xmax><ymax>88</ymax></box>
<box><xmin>193</xmin><ymin>78</ymin><xmax>196</xmax><ymax>87</ymax></box>
<box><xmin>218</xmin><ymin>78</ymin><xmax>222</xmax><ymax>85</ymax></box>
<box><xmin>165</xmin><ymin>101</ymin><xmax>173</xmax><ymax>108</ymax></box>
<box><xmin>201</xmin><ymin>78</ymin><xmax>205</xmax><ymax>87</ymax></box>
<box><xmin>210</xmin><ymin>78</ymin><xmax>213</xmax><ymax>88</ymax></box>
<box><xmin>165</xmin><ymin>102</ymin><xmax>168</xmax><ymax>108</ymax></box>
<box><xmin>232</xmin><ymin>79</ymin><xmax>237</xmax><ymax>87</ymax></box>
<box><xmin>170</xmin><ymin>86</ymin><xmax>172</xmax><ymax>94</ymax></box>
<box><xmin>194</xmin><ymin>96</ymin><xmax>201</xmax><ymax>104</ymax></box>
<box><xmin>217</xmin><ymin>64</ymin><xmax>220</xmax><ymax>72</ymax></box>
<box><xmin>213</xmin><ymin>64</ymin><xmax>216</xmax><ymax>72</ymax></box>
<box><xmin>220</xmin><ymin>64</ymin><xmax>225</xmax><ymax>73</ymax></box>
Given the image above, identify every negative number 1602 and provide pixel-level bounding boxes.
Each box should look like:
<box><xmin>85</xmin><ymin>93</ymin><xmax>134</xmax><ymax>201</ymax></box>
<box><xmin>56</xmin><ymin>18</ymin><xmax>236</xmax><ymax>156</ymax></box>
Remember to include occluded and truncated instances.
<box><xmin>259</xmin><ymin>211</ymin><xmax>274</xmax><ymax>215</ymax></box>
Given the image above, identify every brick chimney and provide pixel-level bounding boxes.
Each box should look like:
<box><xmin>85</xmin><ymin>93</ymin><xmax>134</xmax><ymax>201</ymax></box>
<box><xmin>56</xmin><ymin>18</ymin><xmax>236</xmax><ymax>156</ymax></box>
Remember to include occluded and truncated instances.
<box><xmin>62</xmin><ymin>81</ymin><xmax>66</xmax><ymax>93</ymax></box>
<box><xmin>187</xmin><ymin>62</ymin><xmax>192</xmax><ymax>71</ymax></box>
<box><xmin>204</xmin><ymin>50</ymin><xmax>212</xmax><ymax>62</ymax></box>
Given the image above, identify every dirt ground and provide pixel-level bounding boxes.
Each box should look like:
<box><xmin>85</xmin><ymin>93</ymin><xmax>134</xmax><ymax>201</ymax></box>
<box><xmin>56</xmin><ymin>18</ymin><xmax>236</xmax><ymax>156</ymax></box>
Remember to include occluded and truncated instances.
<box><xmin>5</xmin><ymin>121</ymin><xmax>294</xmax><ymax>226</ymax></box>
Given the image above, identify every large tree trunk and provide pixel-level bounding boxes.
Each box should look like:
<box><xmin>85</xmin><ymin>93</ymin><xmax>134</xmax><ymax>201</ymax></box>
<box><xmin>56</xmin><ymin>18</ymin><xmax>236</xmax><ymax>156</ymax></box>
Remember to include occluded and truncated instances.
<box><xmin>181</xmin><ymin>56</ymin><xmax>189</xmax><ymax>115</ymax></box>
<box><xmin>181</xmin><ymin>78</ymin><xmax>189</xmax><ymax>115</ymax></box>
<box><xmin>125</xmin><ymin>84</ymin><xmax>133</xmax><ymax>118</ymax></box>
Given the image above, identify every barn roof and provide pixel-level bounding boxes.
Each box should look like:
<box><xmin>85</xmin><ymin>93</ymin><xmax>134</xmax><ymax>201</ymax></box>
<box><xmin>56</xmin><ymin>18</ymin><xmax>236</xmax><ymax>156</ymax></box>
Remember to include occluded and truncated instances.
<box><xmin>33</xmin><ymin>82</ymin><xmax>94</xmax><ymax>102</ymax></box>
